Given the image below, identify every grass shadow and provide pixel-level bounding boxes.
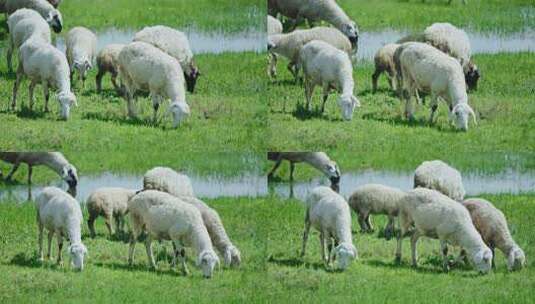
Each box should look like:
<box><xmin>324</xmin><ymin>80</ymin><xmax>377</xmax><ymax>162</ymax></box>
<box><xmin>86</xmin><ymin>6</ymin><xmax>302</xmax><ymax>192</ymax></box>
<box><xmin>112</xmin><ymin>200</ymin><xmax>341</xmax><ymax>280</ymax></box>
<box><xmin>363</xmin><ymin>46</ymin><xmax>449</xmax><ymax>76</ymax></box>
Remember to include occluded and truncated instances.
<box><xmin>291</xmin><ymin>102</ymin><xmax>341</xmax><ymax>122</ymax></box>
<box><xmin>361</xmin><ymin>112</ymin><xmax>432</xmax><ymax>129</ymax></box>
<box><xmin>364</xmin><ymin>259</ymin><xmax>445</xmax><ymax>275</ymax></box>
<box><xmin>0</xmin><ymin>69</ymin><xmax>17</xmax><ymax>80</ymax></box>
<box><xmin>82</xmin><ymin>111</ymin><xmax>156</xmax><ymax>127</ymax></box>
<box><xmin>93</xmin><ymin>261</ymin><xmax>184</xmax><ymax>277</ymax></box>
<box><xmin>268</xmin><ymin>255</ymin><xmax>326</xmax><ymax>270</ymax></box>
<box><xmin>15</xmin><ymin>107</ymin><xmax>47</xmax><ymax>119</ymax></box>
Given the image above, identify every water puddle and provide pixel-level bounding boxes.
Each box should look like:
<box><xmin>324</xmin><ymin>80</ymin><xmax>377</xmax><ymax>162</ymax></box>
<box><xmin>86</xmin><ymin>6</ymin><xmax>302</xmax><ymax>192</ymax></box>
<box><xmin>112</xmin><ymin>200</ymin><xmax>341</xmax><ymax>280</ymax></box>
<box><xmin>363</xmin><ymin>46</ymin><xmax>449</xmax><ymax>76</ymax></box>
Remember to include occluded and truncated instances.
<box><xmin>53</xmin><ymin>27</ymin><xmax>265</xmax><ymax>55</ymax></box>
<box><xmin>0</xmin><ymin>171</ymin><xmax>267</xmax><ymax>203</ymax></box>
<box><xmin>270</xmin><ymin>168</ymin><xmax>535</xmax><ymax>201</ymax></box>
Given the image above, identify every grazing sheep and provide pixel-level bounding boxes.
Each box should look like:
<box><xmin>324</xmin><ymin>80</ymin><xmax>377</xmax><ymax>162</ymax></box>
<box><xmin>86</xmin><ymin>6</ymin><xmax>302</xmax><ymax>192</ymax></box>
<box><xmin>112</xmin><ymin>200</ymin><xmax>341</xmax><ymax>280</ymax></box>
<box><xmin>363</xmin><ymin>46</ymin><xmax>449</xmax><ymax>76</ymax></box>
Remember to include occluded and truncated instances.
<box><xmin>298</xmin><ymin>40</ymin><xmax>360</xmax><ymax>120</ymax></box>
<box><xmin>372</xmin><ymin>43</ymin><xmax>400</xmax><ymax>93</ymax></box>
<box><xmin>461</xmin><ymin>198</ymin><xmax>525</xmax><ymax>271</ymax></box>
<box><xmin>95</xmin><ymin>44</ymin><xmax>125</xmax><ymax>94</ymax></box>
<box><xmin>6</xmin><ymin>10</ymin><xmax>51</xmax><ymax>72</ymax></box>
<box><xmin>268</xmin><ymin>0</ymin><xmax>359</xmax><ymax>48</ymax></box>
<box><xmin>267</xmin><ymin>152</ymin><xmax>341</xmax><ymax>189</ymax></box>
<box><xmin>348</xmin><ymin>184</ymin><xmax>406</xmax><ymax>239</ymax></box>
<box><xmin>267</xmin><ymin>15</ymin><xmax>283</xmax><ymax>78</ymax></box>
<box><xmin>394</xmin><ymin>42</ymin><xmax>477</xmax><ymax>131</ymax></box>
<box><xmin>398</xmin><ymin>23</ymin><xmax>479</xmax><ymax>90</ymax></box>
<box><xmin>143</xmin><ymin>166</ymin><xmax>194</xmax><ymax>197</ymax></box>
<box><xmin>128</xmin><ymin>190</ymin><xmax>220</xmax><ymax>278</ymax></box>
<box><xmin>414</xmin><ymin>160</ymin><xmax>465</xmax><ymax>201</ymax></box>
<box><xmin>12</xmin><ymin>38</ymin><xmax>77</xmax><ymax>120</ymax></box>
<box><xmin>396</xmin><ymin>188</ymin><xmax>492</xmax><ymax>273</ymax></box>
<box><xmin>36</xmin><ymin>187</ymin><xmax>87</xmax><ymax>270</ymax></box>
<box><xmin>118</xmin><ymin>41</ymin><xmax>191</xmax><ymax>127</ymax></box>
<box><xmin>267</xmin><ymin>27</ymin><xmax>352</xmax><ymax>81</ymax></box>
<box><xmin>5</xmin><ymin>0</ymin><xmax>63</xmax><ymax>33</ymax></box>
<box><xmin>86</xmin><ymin>187</ymin><xmax>136</xmax><ymax>238</ymax></box>
<box><xmin>66</xmin><ymin>26</ymin><xmax>97</xmax><ymax>89</ymax></box>
<box><xmin>133</xmin><ymin>25</ymin><xmax>200</xmax><ymax>93</ymax></box>
<box><xmin>301</xmin><ymin>186</ymin><xmax>357</xmax><ymax>270</ymax></box>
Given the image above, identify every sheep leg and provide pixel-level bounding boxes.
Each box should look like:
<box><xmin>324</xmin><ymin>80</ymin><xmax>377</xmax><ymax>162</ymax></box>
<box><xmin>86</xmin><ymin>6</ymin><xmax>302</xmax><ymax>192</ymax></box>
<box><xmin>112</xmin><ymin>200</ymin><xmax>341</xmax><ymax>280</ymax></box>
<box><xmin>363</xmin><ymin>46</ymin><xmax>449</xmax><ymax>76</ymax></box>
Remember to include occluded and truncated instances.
<box><xmin>27</xmin><ymin>165</ymin><xmax>33</xmax><ymax>185</ymax></box>
<box><xmin>357</xmin><ymin>213</ymin><xmax>368</xmax><ymax>232</ymax></box>
<box><xmin>490</xmin><ymin>245</ymin><xmax>496</xmax><ymax>269</ymax></box>
<box><xmin>267</xmin><ymin>158</ymin><xmax>282</xmax><ymax>179</ymax></box>
<box><xmin>43</xmin><ymin>82</ymin><xmax>50</xmax><ymax>112</ymax></box>
<box><xmin>428</xmin><ymin>95</ymin><xmax>439</xmax><ymax>124</ymax></box>
<box><xmin>128</xmin><ymin>231</ymin><xmax>137</xmax><ymax>266</ymax></box>
<box><xmin>87</xmin><ymin>214</ymin><xmax>97</xmax><ymax>238</ymax></box>
<box><xmin>289</xmin><ymin>162</ymin><xmax>295</xmax><ymax>181</ymax></box>
<box><xmin>11</xmin><ymin>65</ymin><xmax>24</xmax><ymax>111</ymax></box>
<box><xmin>410</xmin><ymin>230</ymin><xmax>421</xmax><ymax>268</ymax></box>
<box><xmin>300</xmin><ymin>211</ymin><xmax>311</xmax><ymax>258</ymax></box>
<box><xmin>5</xmin><ymin>162</ymin><xmax>20</xmax><ymax>181</ymax></box>
<box><xmin>46</xmin><ymin>230</ymin><xmax>54</xmax><ymax>260</ymax></box>
<box><xmin>111</xmin><ymin>72</ymin><xmax>120</xmax><ymax>93</ymax></box>
<box><xmin>144</xmin><ymin>236</ymin><xmax>156</xmax><ymax>269</ymax></box>
<box><xmin>7</xmin><ymin>37</ymin><xmax>14</xmax><ymax>73</ymax></box>
<box><xmin>151</xmin><ymin>94</ymin><xmax>161</xmax><ymax>123</ymax></box>
<box><xmin>320</xmin><ymin>231</ymin><xmax>327</xmax><ymax>267</ymax></box>
<box><xmin>96</xmin><ymin>69</ymin><xmax>104</xmax><ymax>93</ymax></box>
<box><xmin>327</xmin><ymin>237</ymin><xmax>334</xmax><ymax>265</ymax></box>
<box><xmin>38</xmin><ymin>222</ymin><xmax>44</xmax><ymax>261</ymax></box>
<box><xmin>114</xmin><ymin>216</ymin><xmax>121</xmax><ymax>236</ymax></box>
<box><xmin>304</xmin><ymin>79</ymin><xmax>315</xmax><ymax>112</ymax></box>
<box><xmin>404</xmin><ymin>90</ymin><xmax>415</xmax><ymax>121</ymax></box>
<box><xmin>267</xmin><ymin>52</ymin><xmax>278</xmax><ymax>79</ymax></box>
<box><xmin>175</xmin><ymin>242</ymin><xmax>189</xmax><ymax>275</ymax></box>
<box><xmin>385</xmin><ymin>216</ymin><xmax>395</xmax><ymax>240</ymax></box>
<box><xmin>104</xmin><ymin>215</ymin><xmax>114</xmax><ymax>238</ymax></box>
<box><xmin>371</xmin><ymin>69</ymin><xmax>381</xmax><ymax>93</ymax></box>
<box><xmin>396</xmin><ymin>212</ymin><xmax>410</xmax><ymax>264</ymax></box>
<box><xmin>366</xmin><ymin>215</ymin><xmax>374</xmax><ymax>232</ymax></box>
<box><xmin>441</xmin><ymin>240</ymin><xmax>449</xmax><ymax>272</ymax></box>
<box><xmin>28</xmin><ymin>80</ymin><xmax>37</xmax><ymax>111</ymax></box>
<box><xmin>320</xmin><ymin>85</ymin><xmax>329</xmax><ymax>113</ymax></box>
<box><xmin>56</xmin><ymin>233</ymin><xmax>64</xmax><ymax>266</ymax></box>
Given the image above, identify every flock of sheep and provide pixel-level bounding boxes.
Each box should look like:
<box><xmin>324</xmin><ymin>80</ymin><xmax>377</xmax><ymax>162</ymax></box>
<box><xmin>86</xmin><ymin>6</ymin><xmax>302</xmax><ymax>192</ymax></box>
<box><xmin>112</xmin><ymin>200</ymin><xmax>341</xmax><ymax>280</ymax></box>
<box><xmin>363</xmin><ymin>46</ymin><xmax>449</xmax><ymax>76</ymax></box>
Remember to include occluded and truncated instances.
<box><xmin>268</xmin><ymin>0</ymin><xmax>481</xmax><ymax>131</ymax></box>
<box><xmin>2</xmin><ymin>0</ymin><xmax>199</xmax><ymax>127</ymax></box>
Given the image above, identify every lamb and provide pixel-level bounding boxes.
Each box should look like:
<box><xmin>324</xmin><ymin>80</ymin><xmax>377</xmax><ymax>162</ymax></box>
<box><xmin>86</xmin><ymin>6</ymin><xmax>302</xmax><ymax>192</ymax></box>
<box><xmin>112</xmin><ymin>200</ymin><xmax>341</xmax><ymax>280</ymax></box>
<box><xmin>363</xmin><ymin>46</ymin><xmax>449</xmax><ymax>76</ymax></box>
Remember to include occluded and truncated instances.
<box><xmin>5</xmin><ymin>0</ymin><xmax>63</xmax><ymax>33</ymax></box>
<box><xmin>372</xmin><ymin>43</ymin><xmax>400</xmax><ymax>93</ymax></box>
<box><xmin>268</xmin><ymin>0</ymin><xmax>359</xmax><ymax>48</ymax></box>
<box><xmin>133</xmin><ymin>25</ymin><xmax>200</xmax><ymax>93</ymax></box>
<box><xmin>301</xmin><ymin>186</ymin><xmax>357</xmax><ymax>270</ymax></box>
<box><xmin>398</xmin><ymin>23</ymin><xmax>479</xmax><ymax>90</ymax></box>
<box><xmin>118</xmin><ymin>41</ymin><xmax>191</xmax><ymax>127</ymax></box>
<box><xmin>461</xmin><ymin>198</ymin><xmax>525</xmax><ymax>271</ymax></box>
<box><xmin>396</xmin><ymin>188</ymin><xmax>492</xmax><ymax>273</ymax></box>
<box><xmin>95</xmin><ymin>44</ymin><xmax>125</xmax><ymax>94</ymax></box>
<box><xmin>267</xmin><ymin>152</ymin><xmax>341</xmax><ymax>190</ymax></box>
<box><xmin>348</xmin><ymin>184</ymin><xmax>406</xmax><ymax>239</ymax></box>
<box><xmin>297</xmin><ymin>40</ymin><xmax>360</xmax><ymax>120</ymax></box>
<box><xmin>394</xmin><ymin>42</ymin><xmax>477</xmax><ymax>131</ymax></box>
<box><xmin>35</xmin><ymin>187</ymin><xmax>87</xmax><ymax>270</ymax></box>
<box><xmin>267</xmin><ymin>26</ymin><xmax>352</xmax><ymax>81</ymax></box>
<box><xmin>86</xmin><ymin>187</ymin><xmax>137</xmax><ymax>238</ymax></box>
<box><xmin>12</xmin><ymin>38</ymin><xmax>77</xmax><ymax>120</ymax></box>
<box><xmin>66</xmin><ymin>27</ymin><xmax>97</xmax><ymax>89</ymax></box>
<box><xmin>128</xmin><ymin>190</ymin><xmax>220</xmax><ymax>278</ymax></box>
<box><xmin>414</xmin><ymin>160</ymin><xmax>465</xmax><ymax>201</ymax></box>
<box><xmin>6</xmin><ymin>10</ymin><xmax>51</xmax><ymax>72</ymax></box>
<box><xmin>143</xmin><ymin>166</ymin><xmax>195</xmax><ymax>197</ymax></box>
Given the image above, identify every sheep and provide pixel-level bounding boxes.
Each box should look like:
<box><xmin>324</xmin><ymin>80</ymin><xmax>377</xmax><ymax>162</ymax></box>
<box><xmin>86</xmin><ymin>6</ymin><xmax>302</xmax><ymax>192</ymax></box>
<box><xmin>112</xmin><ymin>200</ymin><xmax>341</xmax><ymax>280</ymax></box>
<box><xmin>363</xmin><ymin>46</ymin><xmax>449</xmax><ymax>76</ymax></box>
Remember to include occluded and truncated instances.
<box><xmin>118</xmin><ymin>41</ymin><xmax>191</xmax><ymax>127</ymax></box>
<box><xmin>267</xmin><ymin>152</ymin><xmax>341</xmax><ymax>190</ymax></box>
<box><xmin>35</xmin><ymin>187</ymin><xmax>87</xmax><ymax>270</ymax></box>
<box><xmin>5</xmin><ymin>0</ymin><xmax>63</xmax><ymax>33</ymax></box>
<box><xmin>396</xmin><ymin>188</ymin><xmax>492</xmax><ymax>273</ymax></box>
<box><xmin>398</xmin><ymin>23</ymin><xmax>479</xmax><ymax>91</ymax></box>
<box><xmin>372</xmin><ymin>43</ymin><xmax>400</xmax><ymax>93</ymax></box>
<box><xmin>461</xmin><ymin>198</ymin><xmax>525</xmax><ymax>271</ymax></box>
<box><xmin>143</xmin><ymin>166</ymin><xmax>194</xmax><ymax>197</ymax></box>
<box><xmin>348</xmin><ymin>184</ymin><xmax>406</xmax><ymax>239</ymax></box>
<box><xmin>268</xmin><ymin>0</ymin><xmax>359</xmax><ymax>48</ymax></box>
<box><xmin>1</xmin><ymin>0</ymin><xmax>62</xmax><ymax>10</ymax></box>
<box><xmin>414</xmin><ymin>160</ymin><xmax>465</xmax><ymax>201</ymax></box>
<box><xmin>12</xmin><ymin>38</ymin><xmax>77</xmax><ymax>120</ymax></box>
<box><xmin>128</xmin><ymin>190</ymin><xmax>220</xmax><ymax>278</ymax></box>
<box><xmin>301</xmin><ymin>186</ymin><xmax>357</xmax><ymax>270</ymax></box>
<box><xmin>66</xmin><ymin>26</ymin><xmax>97</xmax><ymax>89</ymax></box>
<box><xmin>297</xmin><ymin>40</ymin><xmax>360</xmax><ymax>120</ymax></box>
<box><xmin>133</xmin><ymin>25</ymin><xmax>200</xmax><ymax>93</ymax></box>
<box><xmin>394</xmin><ymin>42</ymin><xmax>477</xmax><ymax>131</ymax></box>
<box><xmin>95</xmin><ymin>43</ymin><xmax>125</xmax><ymax>94</ymax></box>
<box><xmin>86</xmin><ymin>187</ymin><xmax>136</xmax><ymax>238</ymax></box>
<box><xmin>267</xmin><ymin>26</ymin><xmax>352</xmax><ymax>81</ymax></box>
<box><xmin>6</xmin><ymin>9</ymin><xmax>51</xmax><ymax>72</ymax></box>
<box><xmin>267</xmin><ymin>15</ymin><xmax>283</xmax><ymax>78</ymax></box>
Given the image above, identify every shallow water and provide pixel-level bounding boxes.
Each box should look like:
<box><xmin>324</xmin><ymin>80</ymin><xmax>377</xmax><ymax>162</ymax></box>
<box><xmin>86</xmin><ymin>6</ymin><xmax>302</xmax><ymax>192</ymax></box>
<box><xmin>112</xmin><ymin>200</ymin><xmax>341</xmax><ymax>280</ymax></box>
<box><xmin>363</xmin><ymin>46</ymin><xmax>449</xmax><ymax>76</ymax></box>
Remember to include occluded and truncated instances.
<box><xmin>54</xmin><ymin>27</ymin><xmax>265</xmax><ymax>55</ymax></box>
<box><xmin>270</xmin><ymin>168</ymin><xmax>535</xmax><ymax>201</ymax></box>
<box><xmin>0</xmin><ymin>172</ymin><xmax>267</xmax><ymax>203</ymax></box>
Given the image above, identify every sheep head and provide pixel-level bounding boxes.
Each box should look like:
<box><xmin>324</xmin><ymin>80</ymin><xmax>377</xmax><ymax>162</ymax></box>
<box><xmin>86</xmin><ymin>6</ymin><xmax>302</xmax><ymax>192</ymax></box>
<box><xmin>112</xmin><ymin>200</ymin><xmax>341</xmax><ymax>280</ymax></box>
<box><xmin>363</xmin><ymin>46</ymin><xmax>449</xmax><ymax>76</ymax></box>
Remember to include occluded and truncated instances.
<box><xmin>168</xmin><ymin>101</ymin><xmax>191</xmax><ymax>128</ymax></box>
<box><xmin>197</xmin><ymin>250</ymin><xmax>219</xmax><ymax>278</ymax></box>
<box><xmin>57</xmin><ymin>91</ymin><xmax>77</xmax><ymax>120</ymax></box>
<box><xmin>69</xmin><ymin>243</ymin><xmax>87</xmax><ymax>271</ymax></box>
<box><xmin>332</xmin><ymin>242</ymin><xmax>357</xmax><ymax>270</ymax></box>
<box><xmin>507</xmin><ymin>246</ymin><xmax>525</xmax><ymax>271</ymax></box>
<box><xmin>224</xmin><ymin>245</ymin><xmax>241</xmax><ymax>267</ymax></box>
<box><xmin>184</xmin><ymin>62</ymin><xmax>201</xmax><ymax>93</ymax></box>
<box><xmin>46</xmin><ymin>10</ymin><xmax>63</xmax><ymax>33</ymax></box>
<box><xmin>337</xmin><ymin>94</ymin><xmax>360</xmax><ymax>121</ymax></box>
<box><xmin>450</xmin><ymin>103</ymin><xmax>476</xmax><ymax>131</ymax></box>
<box><xmin>472</xmin><ymin>248</ymin><xmax>492</xmax><ymax>274</ymax></box>
<box><xmin>340</xmin><ymin>21</ymin><xmax>359</xmax><ymax>50</ymax></box>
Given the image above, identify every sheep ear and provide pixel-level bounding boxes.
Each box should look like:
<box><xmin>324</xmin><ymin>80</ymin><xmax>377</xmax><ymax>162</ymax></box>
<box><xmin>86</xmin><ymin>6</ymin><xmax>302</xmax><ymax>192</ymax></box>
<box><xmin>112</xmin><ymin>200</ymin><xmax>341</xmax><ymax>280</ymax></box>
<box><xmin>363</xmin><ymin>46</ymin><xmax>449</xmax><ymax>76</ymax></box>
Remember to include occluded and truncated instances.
<box><xmin>468</xmin><ymin>106</ymin><xmax>477</xmax><ymax>125</ymax></box>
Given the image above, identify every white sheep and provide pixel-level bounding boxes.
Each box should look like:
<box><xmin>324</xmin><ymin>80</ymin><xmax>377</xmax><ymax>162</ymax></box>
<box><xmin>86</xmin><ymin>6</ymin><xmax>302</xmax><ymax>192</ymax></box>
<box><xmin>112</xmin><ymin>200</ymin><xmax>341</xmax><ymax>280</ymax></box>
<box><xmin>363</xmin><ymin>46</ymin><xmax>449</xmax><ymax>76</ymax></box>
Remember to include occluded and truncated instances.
<box><xmin>398</xmin><ymin>23</ymin><xmax>480</xmax><ymax>90</ymax></box>
<box><xmin>66</xmin><ymin>26</ymin><xmax>97</xmax><ymax>89</ymax></box>
<box><xmin>414</xmin><ymin>160</ymin><xmax>465</xmax><ymax>201</ymax></box>
<box><xmin>35</xmin><ymin>187</ymin><xmax>87</xmax><ymax>270</ymax></box>
<box><xmin>118</xmin><ymin>41</ymin><xmax>191</xmax><ymax>127</ymax></box>
<box><xmin>95</xmin><ymin>43</ymin><xmax>125</xmax><ymax>94</ymax></box>
<box><xmin>12</xmin><ymin>38</ymin><xmax>77</xmax><ymax>119</ymax></box>
<box><xmin>372</xmin><ymin>43</ymin><xmax>400</xmax><ymax>93</ymax></box>
<box><xmin>461</xmin><ymin>198</ymin><xmax>525</xmax><ymax>271</ymax></box>
<box><xmin>268</xmin><ymin>0</ymin><xmax>359</xmax><ymax>48</ymax></box>
<box><xmin>394</xmin><ymin>42</ymin><xmax>477</xmax><ymax>131</ymax></box>
<box><xmin>5</xmin><ymin>0</ymin><xmax>63</xmax><ymax>33</ymax></box>
<box><xmin>348</xmin><ymin>184</ymin><xmax>406</xmax><ymax>239</ymax></box>
<box><xmin>267</xmin><ymin>26</ymin><xmax>352</xmax><ymax>81</ymax></box>
<box><xmin>396</xmin><ymin>188</ymin><xmax>492</xmax><ymax>273</ymax></box>
<box><xmin>6</xmin><ymin>10</ymin><xmax>51</xmax><ymax>72</ymax></box>
<box><xmin>301</xmin><ymin>186</ymin><xmax>357</xmax><ymax>270</ymax></box>
<box><xmin>128</xmin><ymin>190</ymin><xmax>220</xmax><ymax>278</ymax></box>
<box><xmin>86</xmin><ymin>187</ymin><xmax>137</xmax><ymax>238</ymax></box>
<box><xmin>133</xmin><ymin>25</ymin><xmax>200</xmax><ymax>93</ymax></box>
<box><xmin>143</xmin><ymin>166</ymin><xmax>194</xmax><ymax>197</ymax></box>
<box><xmin>298</xmin><ymin>40</ymin><xmax>360</xmax><ymax>120</ymax></box>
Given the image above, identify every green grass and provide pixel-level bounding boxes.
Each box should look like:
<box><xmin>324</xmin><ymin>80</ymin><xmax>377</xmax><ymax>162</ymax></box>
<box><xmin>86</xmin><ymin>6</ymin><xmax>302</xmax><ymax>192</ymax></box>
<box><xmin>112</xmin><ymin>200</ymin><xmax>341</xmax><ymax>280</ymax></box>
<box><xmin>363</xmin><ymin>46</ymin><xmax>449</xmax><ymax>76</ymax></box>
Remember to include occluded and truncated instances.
<box><xmin>1</xmin><ymin>193</ymin><xmax>534</xmax><ymax>303</ymax></box>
